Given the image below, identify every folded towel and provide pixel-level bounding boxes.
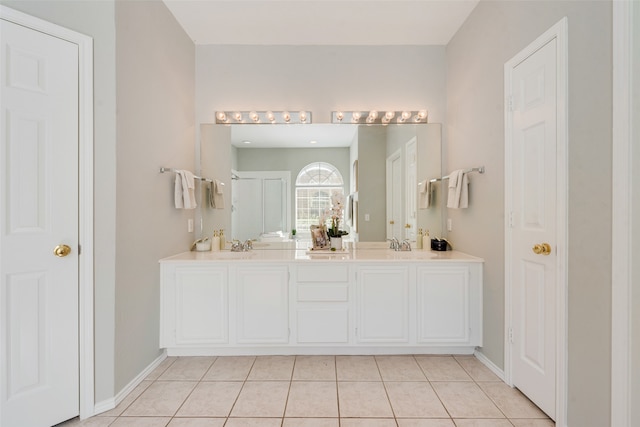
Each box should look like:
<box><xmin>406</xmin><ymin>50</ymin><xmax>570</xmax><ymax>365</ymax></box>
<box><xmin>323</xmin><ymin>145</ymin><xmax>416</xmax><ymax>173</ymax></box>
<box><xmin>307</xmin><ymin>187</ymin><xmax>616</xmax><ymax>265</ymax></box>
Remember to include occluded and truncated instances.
<box><xmin>212</xmin><ymin>179</ymin><xmax>225</xmax><ymax>209</ymax></box>
<box><xmin>418</xmin><ymin>180</ymin><xmax>431</xmax><ymax>209</ymax></box>
<box><xmin>446</xmin><ymin>170</ymin><xmax>469</xmax><ymax>209</ymax></box>
<box><xmin>208</xmin><ymin>181</ymin><xmax>215</xmax><ymax>208</ymax></box>
<box><xmin>174</xmin><ymin>170</ymin><xmax>197</xmax><ymax>209</ymax></box>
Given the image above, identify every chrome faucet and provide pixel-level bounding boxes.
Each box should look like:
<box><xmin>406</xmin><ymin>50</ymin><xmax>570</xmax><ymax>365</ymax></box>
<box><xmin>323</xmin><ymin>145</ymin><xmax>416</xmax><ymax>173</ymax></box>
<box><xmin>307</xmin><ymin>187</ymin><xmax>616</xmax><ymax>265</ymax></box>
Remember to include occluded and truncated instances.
<box><xmin>388</xmin><ymin>237</ymin><xmax>400</xmax><ymax>251</ymax></box>
<box><xmin>400</xmin><ymin>239</ymin><xmax>412</xmax><ymax>251</ymax></box>
<box><xmin>231</xmin><ymin>239</ymin><xmax>253</xmax><ymax>252</ymax></box>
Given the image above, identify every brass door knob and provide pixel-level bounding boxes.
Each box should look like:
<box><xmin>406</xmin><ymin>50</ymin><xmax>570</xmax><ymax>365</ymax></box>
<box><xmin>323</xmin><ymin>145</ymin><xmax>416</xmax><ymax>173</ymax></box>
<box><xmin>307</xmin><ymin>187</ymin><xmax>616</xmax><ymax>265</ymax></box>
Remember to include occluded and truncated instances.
<box><xmin>54</xmin><ymin>244</ymin><xmax>71</xmax><ymax>257</ymax></box>
<box><xmin>532</xmin><ymin>243</ymin><xmax>551</xmax><ymax>255</ymax></box>
<box><xmin>405</xmin><ymin>224</ymin><xmax>411</xmax><ymax>228</ymax></box>
<box><xmin>389</xmin><ymin>220</ymin><xmax>395</xmax><ymax>225</ymax></box>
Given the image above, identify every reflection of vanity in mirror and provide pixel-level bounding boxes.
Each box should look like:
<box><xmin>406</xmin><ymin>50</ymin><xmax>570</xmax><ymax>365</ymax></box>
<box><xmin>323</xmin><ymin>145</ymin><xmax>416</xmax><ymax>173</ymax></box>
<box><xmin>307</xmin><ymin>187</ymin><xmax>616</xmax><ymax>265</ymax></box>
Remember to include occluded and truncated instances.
<box><xmin>199</xmin><ymin>123</ymin><xmax>443</xmax><ymax>244</ymax></box>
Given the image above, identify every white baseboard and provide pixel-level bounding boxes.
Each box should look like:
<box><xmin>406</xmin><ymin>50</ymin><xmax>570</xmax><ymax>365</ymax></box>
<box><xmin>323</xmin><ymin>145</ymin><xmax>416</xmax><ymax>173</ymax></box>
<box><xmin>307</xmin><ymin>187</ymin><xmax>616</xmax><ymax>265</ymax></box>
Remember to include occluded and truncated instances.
<box><xmin>93</xmin><ymin>350</ymin><xmax>167</xmax><ymax>416</ymax></box>
<box><xmin>474</xmin><ymin>349</ymin><xmax>505</xmax><ymax>381</ymax></box>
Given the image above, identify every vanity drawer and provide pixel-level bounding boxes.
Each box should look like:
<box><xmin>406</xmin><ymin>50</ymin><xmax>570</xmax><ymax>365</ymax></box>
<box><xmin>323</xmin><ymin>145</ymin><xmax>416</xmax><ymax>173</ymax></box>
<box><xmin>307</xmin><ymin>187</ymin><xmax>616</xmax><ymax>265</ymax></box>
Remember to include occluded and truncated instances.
<box><xmin>297</xmin><ymin>284</ymin><xmax>348</xmax><ymax>302</ymax></box>
<box><xmin>297</xmin><ymin>265</ymin><xmax>349</xmax><ymax>283</ymax></box>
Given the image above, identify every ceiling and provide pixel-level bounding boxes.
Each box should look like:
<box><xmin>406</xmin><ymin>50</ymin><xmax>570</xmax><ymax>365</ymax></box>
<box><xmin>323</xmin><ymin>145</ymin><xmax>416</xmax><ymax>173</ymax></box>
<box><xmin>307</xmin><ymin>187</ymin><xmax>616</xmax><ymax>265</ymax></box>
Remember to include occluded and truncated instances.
<box><xmin>163</xmin><ymin>0</ymin><xmax>479</xmax><ymax>45</ymax></box>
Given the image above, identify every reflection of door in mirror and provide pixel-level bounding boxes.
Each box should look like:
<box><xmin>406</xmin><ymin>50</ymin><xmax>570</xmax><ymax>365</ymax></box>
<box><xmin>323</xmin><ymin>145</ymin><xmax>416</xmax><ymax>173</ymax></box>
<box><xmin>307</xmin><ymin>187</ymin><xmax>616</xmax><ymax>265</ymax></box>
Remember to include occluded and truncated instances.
<box><xmin>231</xmin><ymin>170</ymin><xmax>290</xmax><ymax>241</ymax></box>
<box><xmin>386</xmin><ymin>149</ymin><xmax>402</xmax><ymax>240</ymax></box>
<box><xmin>405</xmin><ymin>138</ymin><xmax>417</xmax><ymax>240</ymax></box>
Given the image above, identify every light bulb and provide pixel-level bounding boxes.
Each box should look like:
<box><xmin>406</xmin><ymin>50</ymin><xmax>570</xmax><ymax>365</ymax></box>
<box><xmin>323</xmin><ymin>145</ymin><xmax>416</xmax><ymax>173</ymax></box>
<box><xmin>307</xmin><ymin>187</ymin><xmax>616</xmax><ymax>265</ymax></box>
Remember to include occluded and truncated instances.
<box><xmin>234</xmin><ymin>111</ymin><xmax>242</xmax><ymax>122</ymax></box>
<box><xmin>385</xmin><ymin>111</ymin><xmax>395</xmax><ymax>120</ymax></box>
<box><xmin>250</xmin><ymin>111</ymin><xmax>259</xmax><ymax>122</ymax></box>
<box><xmin>351</xmin><ymin>112</ymin><xmax>361</xmax><ymax>122</ymax></box>
<box><xmin>336</xmin><ymin>111</ymin><xmax>344</xmax><ymax>121</ymax></box>
<box><xmin>417</xmin><ymin>110</ymin><xmax>428</xmax><ymax>120</ymax></box>
<box><xmin>282</xmin><ymin>111</ymin><xmax>291</xmax><ymax>122</ymax></box>
<box><xmin>216</xmin><ymin>111</ymin><xmax>227</xmax><ymax>122</ymax></box>
<box><xmin>401</xmin><ymin>111</ymin><xmax>411</xmax><ymax>120</ymax></box>
<box><xmin>266</xmin><ymin>111</ymin><xmax>275</xmax><ymax>122</ymax></box>
<box><xmin>368</xmin><ymin>110</ymin><xmax>378</xmax><ymax>120</ymax></box>
<box><xmin>299</xmin><ymin>111</ymin><xmax>307</xmax><ymax>122</ymax></box>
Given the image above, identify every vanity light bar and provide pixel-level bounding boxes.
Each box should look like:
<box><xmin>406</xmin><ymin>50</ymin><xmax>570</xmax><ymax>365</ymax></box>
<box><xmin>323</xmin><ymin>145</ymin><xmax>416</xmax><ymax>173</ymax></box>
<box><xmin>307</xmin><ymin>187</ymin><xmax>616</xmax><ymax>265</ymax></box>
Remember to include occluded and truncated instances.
<box><xmin>215</xmin><ymin>111</ymin><xmax>312</xmax><ymax>124</ymax></box>
<box><xmin>331</xmin><ymin>110</ymin><xmax>428</xmax><ymax>125</ymax></box>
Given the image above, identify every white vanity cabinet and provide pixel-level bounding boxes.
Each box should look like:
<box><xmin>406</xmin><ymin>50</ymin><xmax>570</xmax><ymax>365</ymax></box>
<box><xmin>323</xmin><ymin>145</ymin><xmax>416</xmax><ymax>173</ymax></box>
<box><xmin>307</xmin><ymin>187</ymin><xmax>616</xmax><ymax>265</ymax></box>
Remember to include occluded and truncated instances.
<box><xmin>356</xmin><ymin>265</ymin><xmax>410</xmax><ymax>343</ymax></box>
<box><xmin>159</xmin><ymin>250</ymin><xmax>483</xmax><ymax>355</ymax></box>
<box><xmin>234</xmin><ymin>265</ymin><xmax>289</xmax><ymax>344</ymax></box>
<box><xmin>416</xmin><ymin>265</ymin><xmax>482</xmax><ymax>346</ymax></box>
<box><xmin>160</xmin><ymin>266</ymin><xmax>228</xmax><ymax>348</ymax></box>
<box><xmin>293</xmin><ymin>264</ymin><xmax>350</xmax><ymax>344</ymax></box>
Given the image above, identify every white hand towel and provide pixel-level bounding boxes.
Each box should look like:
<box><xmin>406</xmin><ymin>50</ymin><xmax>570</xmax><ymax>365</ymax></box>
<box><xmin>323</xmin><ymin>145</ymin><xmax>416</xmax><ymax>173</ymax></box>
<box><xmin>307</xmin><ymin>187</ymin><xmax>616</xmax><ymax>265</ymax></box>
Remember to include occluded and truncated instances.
<box><xmin>212</xmin><ymin>179</ymin><xmax>225</xmax><ymax>209</ymax></box>
<box><xmin>418</xmin><ymin>180</ymin><xmax>431</xmax><ymax>209</ymax></box>
<box><xmin>174</xmin><ymin>173</ymin><xmax>184</xmax><ymax>208</ymax></box>
<box><xmin>178</xmin><ymin>170</ymin><xmax>197</xmax><ymax>209</ymax></box>
<box><xmin>446</xmin><ymin>170</ymin><xmax>469</xmax><ymax>209</ymax></box>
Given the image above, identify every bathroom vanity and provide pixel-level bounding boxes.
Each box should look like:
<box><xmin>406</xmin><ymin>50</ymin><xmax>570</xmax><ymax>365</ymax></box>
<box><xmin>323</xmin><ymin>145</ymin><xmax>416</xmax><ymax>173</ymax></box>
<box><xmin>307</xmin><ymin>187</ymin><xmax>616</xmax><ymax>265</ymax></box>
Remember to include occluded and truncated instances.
<box><xmin>159</xmin><ymin>248</ymin><xmax>483</xmax><ymax>356</ymax></box>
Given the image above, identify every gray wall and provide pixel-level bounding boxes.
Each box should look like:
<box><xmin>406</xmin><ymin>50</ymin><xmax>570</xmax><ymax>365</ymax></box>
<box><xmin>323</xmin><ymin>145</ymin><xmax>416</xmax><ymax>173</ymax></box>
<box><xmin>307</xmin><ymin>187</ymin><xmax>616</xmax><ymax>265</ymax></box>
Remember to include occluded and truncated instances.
<box><xmin>0</xmin><ymin>0</ymin><xmax>118</xmax><ymax>403</ymax></box>
<box><xmin>632</xmin><ymin>3</ymin><xmax>640</xmax><ymax>423</ymax></box>
<box><xmin>446</xmin><ymin>1</ymin><xmax>612</xmax><ymax>425</ymax></box>
<box><xmin>114</xmin><ymin>0</ymin><xmax>195</xmax><ymax>393</ymax></box>
<box><xmin>356</xmin><ymin>126</ymin><xmax>387</xmax><ymax>242</ymax></box>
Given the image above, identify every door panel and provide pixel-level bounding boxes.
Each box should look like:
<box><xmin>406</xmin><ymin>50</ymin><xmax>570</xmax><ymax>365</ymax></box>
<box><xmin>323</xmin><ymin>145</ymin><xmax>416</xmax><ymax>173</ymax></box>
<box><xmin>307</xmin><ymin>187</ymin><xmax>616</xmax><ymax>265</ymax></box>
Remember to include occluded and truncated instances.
<box><xmin>1</xmin><ymin>19</ymin><xmax>79</xmax><ymax>427</ymax></box>
<box><xmin>509</xmin><ymin>38</ymin><xmax>557</xmax><ymax>419</ymax></box>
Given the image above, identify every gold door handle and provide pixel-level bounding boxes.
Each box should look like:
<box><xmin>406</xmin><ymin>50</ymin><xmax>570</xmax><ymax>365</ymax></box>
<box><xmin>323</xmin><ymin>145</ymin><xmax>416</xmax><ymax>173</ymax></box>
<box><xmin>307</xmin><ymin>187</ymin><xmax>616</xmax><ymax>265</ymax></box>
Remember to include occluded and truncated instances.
<box><xmin>54</xmin><ymin>244</ymin><xmax>71</xmax><ymax>257</ymax></box>
<box><xmin>405</xmin><ymin>224</ymin><xmax>411</xmax><ymax>228</ymax></box>
<box><xmin>532</xmin><ymin>243</ymin><xmax>551</xmax><ymax>255</ymax></box>
<box><xmin>389</xmin><ymin>220</ymin><xmax>395</xmax><ymax>225</ymax></box>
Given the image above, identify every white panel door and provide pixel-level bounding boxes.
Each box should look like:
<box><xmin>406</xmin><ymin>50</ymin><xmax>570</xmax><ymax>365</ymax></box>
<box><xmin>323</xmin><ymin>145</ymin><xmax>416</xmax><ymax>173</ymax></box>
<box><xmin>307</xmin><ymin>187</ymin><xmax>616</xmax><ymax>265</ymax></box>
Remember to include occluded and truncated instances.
<box><xmin>509</xmin><ymin>38</ymin><xmax>557</xmax><ymax>418</ymax></box>
<box><xmin>1</xmin><ymin>19</ymin><xmax>79</xmax><ymax>427</ymax></box>
<box><xmin>235</xmin><ymin>266</ymin><xmax>289</xmax><ymax>344</ymax></box>
<box><xmin>405</xmin><ymin>138</ymin><xmax>417</xmax><ymax>240</ymax></box>
<box><xmin>386</xmin><ymin>150</ymin><xmax>402</xmax><ymax>239</ymax></box>
<box><xmin>356</xmin><ymin>266</ymin><xmax>409</xmax><ymax>343</ymax></box>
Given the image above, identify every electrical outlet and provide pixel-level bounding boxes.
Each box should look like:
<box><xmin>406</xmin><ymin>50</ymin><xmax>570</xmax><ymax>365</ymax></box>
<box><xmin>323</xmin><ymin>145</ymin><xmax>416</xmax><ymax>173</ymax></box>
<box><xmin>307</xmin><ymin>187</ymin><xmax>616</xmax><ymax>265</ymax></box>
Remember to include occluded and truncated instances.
<box><xmin>447</xmin><ymin>218</ymin><xmax>452</xmax><ymax>231</ymax></box>
<box><xmin>364</xmin><ymin>214</ymin><xmax>370</xmax><ymax>221</ymax></box>
<box><xmin>188</xmin><ymin>219</ymin><xmax>194</xmax><ymax>232</ymax></box>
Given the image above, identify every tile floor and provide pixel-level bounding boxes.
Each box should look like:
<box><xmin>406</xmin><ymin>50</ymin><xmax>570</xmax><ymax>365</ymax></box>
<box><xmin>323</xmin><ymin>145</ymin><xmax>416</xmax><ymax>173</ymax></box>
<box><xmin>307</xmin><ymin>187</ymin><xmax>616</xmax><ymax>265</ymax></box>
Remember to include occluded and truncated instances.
<box><xmin>60</xmin><ymin>355</ymin><xmax>554</xmax><ymax>427</ymax></box>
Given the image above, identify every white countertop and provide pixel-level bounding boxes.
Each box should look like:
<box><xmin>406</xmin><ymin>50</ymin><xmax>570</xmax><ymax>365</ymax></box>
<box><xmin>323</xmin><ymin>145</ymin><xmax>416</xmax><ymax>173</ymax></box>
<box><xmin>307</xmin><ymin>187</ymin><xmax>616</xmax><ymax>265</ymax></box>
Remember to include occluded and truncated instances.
<box><xmin>160</xmin><ymin>248</ymin><xmax>484</xmax><ymax>264</ymax></box>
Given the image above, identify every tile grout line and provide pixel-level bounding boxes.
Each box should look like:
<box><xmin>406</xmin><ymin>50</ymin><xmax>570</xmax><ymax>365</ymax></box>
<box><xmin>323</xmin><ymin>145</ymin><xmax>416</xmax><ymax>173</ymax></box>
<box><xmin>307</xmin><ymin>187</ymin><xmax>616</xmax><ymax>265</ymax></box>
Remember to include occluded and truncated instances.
<box><xmin>413</xmin><ymin>354</ymin><xmax>455</xmax><ymax>423</ymax></box>
<box><xmin>224</xmin><ymin>356</ymin><xmax>258</xmax><ymax>425</ymax></box>
<box><xmin>373</xmin><ymin>355</ymin><xmax>400</xmax><ymax>426</ymax></box>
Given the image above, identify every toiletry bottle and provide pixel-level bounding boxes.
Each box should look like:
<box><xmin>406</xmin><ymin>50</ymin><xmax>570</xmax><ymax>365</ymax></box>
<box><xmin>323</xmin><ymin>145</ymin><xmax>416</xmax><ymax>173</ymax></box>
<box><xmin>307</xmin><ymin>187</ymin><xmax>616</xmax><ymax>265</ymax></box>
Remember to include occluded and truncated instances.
<box><xmin>417</xmin><ymin>228</ymin><xmax>423</xmax><ymax>249</ymax></box>
<box><xmin>212</xmin><ymin>230</ymin><xmax>221</xmax><ymax>252</ymax></box>
<box><xmin>219</xmin><ymin>229</ymin><xmax>225</xmax><ymax>250</ymax></box>
<box><xmin>423</xmin><ymin>229</ymin><xmax>430</xmax><ymax>250</ymax></box>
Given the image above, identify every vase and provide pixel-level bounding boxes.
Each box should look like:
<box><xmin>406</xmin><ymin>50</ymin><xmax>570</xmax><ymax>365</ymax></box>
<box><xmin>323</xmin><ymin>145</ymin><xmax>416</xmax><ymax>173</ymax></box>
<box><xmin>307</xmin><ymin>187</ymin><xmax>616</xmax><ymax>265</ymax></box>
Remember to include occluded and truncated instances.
<box><xmin>331</xmin><ymin>236</ymin><xmax>342</xmax><ymax>250</ymax></box>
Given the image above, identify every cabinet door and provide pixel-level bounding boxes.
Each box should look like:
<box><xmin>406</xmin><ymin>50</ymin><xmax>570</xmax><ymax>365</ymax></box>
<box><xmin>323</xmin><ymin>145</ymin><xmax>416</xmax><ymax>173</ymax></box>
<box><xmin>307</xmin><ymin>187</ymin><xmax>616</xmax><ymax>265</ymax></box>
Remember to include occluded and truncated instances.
<box><xmin>236</xmin><ymin>265</ymin><xmax>289</xmax><ymax>344</ymax></box>
<box><xmin>174</xmin><ymin>267</ymin><xmax>228</xmax><ymax>345</ymax></box>
<box><xmin>417</xmin><ymin>266</ymin><xmax>470</xmax><ymax>344</ymax></box>
<box><xmin>356</xmin><ymin>266</ymin><xmax>409</xmax><ymax>343</ymax></box>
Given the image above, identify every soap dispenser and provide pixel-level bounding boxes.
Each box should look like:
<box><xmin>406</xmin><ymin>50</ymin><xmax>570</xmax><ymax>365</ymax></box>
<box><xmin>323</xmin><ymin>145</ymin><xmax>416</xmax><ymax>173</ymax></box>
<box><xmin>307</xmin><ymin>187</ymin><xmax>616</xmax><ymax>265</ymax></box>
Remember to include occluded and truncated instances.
<box><xmin>423</xmin><ymin>229</ymin><xmax>430</xmax><ymax>250</ymax></box>
<box><xmin>219</xmin><ymin>229</ymin><xmax>225</xmax><ymax>250</ymax></box>
<box><xmin>212</xmin><ymin>230</ymin><xmax>221</xmax><ymax>252</ymax></box>
<box><xmin>417</xmin><ymin>228</ymin><xmax>423</xmax><ymax>249</ymax></box>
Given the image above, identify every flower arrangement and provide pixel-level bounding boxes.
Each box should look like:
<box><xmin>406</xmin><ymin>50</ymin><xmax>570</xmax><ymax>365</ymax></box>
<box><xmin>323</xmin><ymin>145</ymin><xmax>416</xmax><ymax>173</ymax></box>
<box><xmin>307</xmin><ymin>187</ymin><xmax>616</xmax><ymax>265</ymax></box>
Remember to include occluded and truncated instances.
<box><xmin>322</xmin><ymin>192</ymin><xmax>349</xmax><ymax>238</ymax></box>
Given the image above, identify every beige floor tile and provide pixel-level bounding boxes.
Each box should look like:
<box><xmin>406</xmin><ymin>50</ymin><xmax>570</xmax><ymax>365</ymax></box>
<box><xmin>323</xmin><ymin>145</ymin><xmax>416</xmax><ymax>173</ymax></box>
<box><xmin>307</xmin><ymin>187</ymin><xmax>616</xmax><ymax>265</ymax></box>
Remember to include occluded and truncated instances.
<box><xmin>452</xmin><ymin>420</ymin><xmax>513</xmax><ymax>427</ymax></box>
<box><xmin>337</xmin><ymin>382</ymin><xmax>394</xmax><ymax>418</ymax></box>
<box><xmin>385</xmin><ymin>381</ymin><xmax>449</xmax><ymax>418</ymax></box>
<box><xmin>415</xmin><ymin>356</ymin><xmax>472</xmax><ymax>381</ymax></box>
<box><xmin>282</xmin><ymin>418</ymin><xmax>340</xmax><ymax>427</ymax></box>
<box><xmin>144</xmin><ymin>357</ymin><xmax>177</xmax><ymax>380</ymax></box>
<box><xmin>478</xmin><ymin>382</ymin><xmax>548</xmax><ymax>419</ymax></box>
<box><xmin>339</xmin><ymin>419</ymin><xmax>397</xmax><ymax>427</ymax></box>
<box><xmin>336</xmin><ymin>356</ymin><xmax>381</xmax><ymax>381</ymax></box>
<box><xmin>96</xmin><ymin>380</ymin><xmax>154</xmax><ymax>417</ymax></box>
<box><xmin>122</xmin><ymin>381</ymin><xmax>196</xmax><ymax>416</ymax></box>
<box><xmin>247</xmin><ymin>355</ymin><xmax>295</xmax><ymax>380</ymax></box>
<box><xmin>509</xmin><ymin>419</ymin><xmax>555</xmax><ymax>427</ymax></box>
<box><xmin>293</xmin><ymin>355</ymin><xmax>336</xmax><ymax>380</ymax></box>
<box><xmin>454</xmin><ymin>356</ymin><xmax>501</xmax><ymax>382</ymax></box>
<box><xmin>167</xmin><ymin>419</ymin><xmax>226</xmax><ymax>427</ymax></box>
<box><xmin>176</xmin><ymin>381</ymin><xmax>243</xmax><ymax>417</ymax></box>
<box><xmin>230</xmin><ymin>381</ymin><xmax>290</xmax><ymax>417</ymax></box>
<box><xmin>285</xmin><ymin>381</ymin><xmax>338</xmax><ymax>418</ymax></box>
<box><xmin>431</xmin><ymin>382</ymin><xmax>503</xmax><ymax>419</ymax></box>
<box><xmin>158</xmin><ymin>356</ymin><xmax>216</xmax><ymax>381</ymax></box>
<box><xmin>224</xmin><ymin>418</ymin><xmax>282</xmax><ymax>427</ymax></box>
<box><xmin>375</xmin><ymin>355</ymin><xmax>427</xmax><ymax>381</ymax></box>
<box><xmin>109</xmin><ymin>417</ymin><xmax>171</xmax><ymax>427</ymax></box>
<box><xmin>396</xmin><ymin>420</ymin><xmax>456</xmax><ymax>427</ymax></box>
<box><xmin>203</xmin><ymin>356</ymin><xmax>255</xmax><ymax>381</ymax></box>
<box><xmin>58</xmin><ymin>417</ymin><xmax>117</xmax><ymax>426</ymax></box>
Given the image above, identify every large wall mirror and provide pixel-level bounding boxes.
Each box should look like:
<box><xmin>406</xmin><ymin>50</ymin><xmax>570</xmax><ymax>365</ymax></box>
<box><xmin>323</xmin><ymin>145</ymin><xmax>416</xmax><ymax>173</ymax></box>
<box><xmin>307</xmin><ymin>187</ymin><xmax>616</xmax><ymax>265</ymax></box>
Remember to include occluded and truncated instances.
<box><xmin>199</xmin><ymin>123</ymin><xmax>443</xmax><ymax>243</ymax></box>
